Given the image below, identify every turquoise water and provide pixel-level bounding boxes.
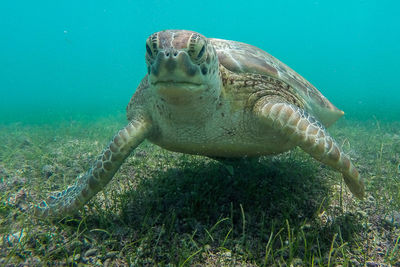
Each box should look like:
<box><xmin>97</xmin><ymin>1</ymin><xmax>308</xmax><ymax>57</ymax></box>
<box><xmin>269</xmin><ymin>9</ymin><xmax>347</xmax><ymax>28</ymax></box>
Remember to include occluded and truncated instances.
<box><xmin>1</xmin><ymin>0</ymin><xmax>399</xmax><ymax>124</ymax></box>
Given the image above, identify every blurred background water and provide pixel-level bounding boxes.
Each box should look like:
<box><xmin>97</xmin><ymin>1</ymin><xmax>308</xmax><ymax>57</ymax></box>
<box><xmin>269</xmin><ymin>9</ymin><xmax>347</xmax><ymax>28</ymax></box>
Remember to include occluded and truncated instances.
<box><xmin>1</xmin><ymin>0</ymin><xmax>399</xmax><ymax>124</ymax></box>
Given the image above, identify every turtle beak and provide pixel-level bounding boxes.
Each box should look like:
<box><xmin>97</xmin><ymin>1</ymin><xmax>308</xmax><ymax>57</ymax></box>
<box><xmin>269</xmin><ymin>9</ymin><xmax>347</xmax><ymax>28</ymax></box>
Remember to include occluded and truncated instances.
<box><xmin>148</xmin><ymin>49</ymin><xmax>203</xmax><ymax>86</ymax></box>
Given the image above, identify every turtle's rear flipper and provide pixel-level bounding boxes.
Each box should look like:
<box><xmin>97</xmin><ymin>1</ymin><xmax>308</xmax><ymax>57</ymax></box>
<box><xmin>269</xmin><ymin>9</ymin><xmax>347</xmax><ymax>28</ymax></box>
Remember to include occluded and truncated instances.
<box><xmin>256</xmin><ymin>101</ymin><xmax>365</xmax><ymax>199</ymax></box>
<box><xmin>34</xmin><ymin>119</ymin><xmax>152</xmax><ymax>218</ymax></box>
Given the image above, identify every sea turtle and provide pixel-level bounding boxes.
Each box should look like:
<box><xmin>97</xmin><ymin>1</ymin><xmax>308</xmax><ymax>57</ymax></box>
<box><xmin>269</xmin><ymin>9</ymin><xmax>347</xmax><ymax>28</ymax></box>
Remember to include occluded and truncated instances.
<box><xmin>35</xmin><ymin>30</ymin><xmax>365</xmax><ymax>217</ymax></box>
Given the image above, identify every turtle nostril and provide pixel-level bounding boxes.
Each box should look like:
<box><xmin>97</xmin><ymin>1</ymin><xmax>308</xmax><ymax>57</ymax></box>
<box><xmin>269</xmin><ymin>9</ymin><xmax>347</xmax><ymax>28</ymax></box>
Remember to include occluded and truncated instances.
<box><xmin>173</xmin><ymin>51</ymin><xmax>178</xmax><ymax>57</ymax></box>
<box><xmin>166</xmin><ymin>52</ymin><xmax>170</xmax><ymax>57</ymax></box>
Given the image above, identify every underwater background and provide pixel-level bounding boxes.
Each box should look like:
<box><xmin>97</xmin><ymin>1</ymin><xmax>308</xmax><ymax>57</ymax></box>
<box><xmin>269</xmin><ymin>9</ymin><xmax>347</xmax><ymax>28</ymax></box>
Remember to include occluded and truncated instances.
<box><xmin>2</xmin><ymin>1</ymin><xmax>400</xmax><ymax>265</ymax></box>
<box><xmin>1</xmin><ymin>0</ymin><xmax>399</xmax><ymax>124</ymax></box>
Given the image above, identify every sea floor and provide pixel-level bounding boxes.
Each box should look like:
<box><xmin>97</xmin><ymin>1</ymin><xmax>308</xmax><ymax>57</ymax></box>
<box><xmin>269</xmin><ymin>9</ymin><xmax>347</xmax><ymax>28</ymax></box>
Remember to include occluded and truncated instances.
<box><xmin>0</xmin><ymin>112</ymin><xmax>399</xmax><ymax>266</ymax></box>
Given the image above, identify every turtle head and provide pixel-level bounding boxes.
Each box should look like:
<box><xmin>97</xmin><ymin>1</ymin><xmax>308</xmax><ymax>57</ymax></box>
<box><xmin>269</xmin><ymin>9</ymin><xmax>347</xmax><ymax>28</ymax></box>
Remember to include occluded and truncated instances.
<box><xmin>145</xmin><ymin>30</ymin><xmax>220</xmax><ymax>102</ymax></box>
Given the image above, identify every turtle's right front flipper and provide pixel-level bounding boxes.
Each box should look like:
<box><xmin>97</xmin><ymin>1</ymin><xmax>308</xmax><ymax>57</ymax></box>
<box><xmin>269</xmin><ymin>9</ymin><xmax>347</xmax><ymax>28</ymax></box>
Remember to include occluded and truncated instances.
<box><xmin>34</xmin><ymin>119</ymin><xmax>152</xmax><ymax>218</ymax></box>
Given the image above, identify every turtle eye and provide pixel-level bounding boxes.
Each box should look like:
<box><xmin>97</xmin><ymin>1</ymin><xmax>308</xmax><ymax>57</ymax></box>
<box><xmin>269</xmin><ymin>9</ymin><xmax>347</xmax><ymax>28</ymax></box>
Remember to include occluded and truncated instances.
<box><xmin>197</xmin><ymin>44</ymin><xmax>206</xmax><ymax>60</ymax></box>
<box><xmin>146</xmin><ymin>43</ymin><xmax>153</xmax><ymax>57</ymax></box>
<box><xmin>188</xmin><ymin>33</ymin><xmax>207</xmax><ymax>64</ymax></box>
<box><xmin>146</xmin><ymin>33</ymin><xmax>158</xmax><ymax>60</ymax></box>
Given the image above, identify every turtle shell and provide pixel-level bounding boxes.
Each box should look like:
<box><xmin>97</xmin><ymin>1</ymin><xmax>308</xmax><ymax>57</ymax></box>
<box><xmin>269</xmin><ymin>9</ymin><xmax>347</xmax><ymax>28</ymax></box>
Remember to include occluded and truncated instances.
<box><xmin>209</xmin><ymin>38</ymin><xmax>344</xmax><ymax>127</ymax></box>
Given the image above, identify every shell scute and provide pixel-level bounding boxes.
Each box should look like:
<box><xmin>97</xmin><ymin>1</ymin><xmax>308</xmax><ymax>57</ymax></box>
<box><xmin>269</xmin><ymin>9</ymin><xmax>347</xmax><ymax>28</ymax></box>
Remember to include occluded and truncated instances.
<box><xmin>210</xmin><ymin>38</ymin><xmax>344</xmax><ymax>126</ymax></box>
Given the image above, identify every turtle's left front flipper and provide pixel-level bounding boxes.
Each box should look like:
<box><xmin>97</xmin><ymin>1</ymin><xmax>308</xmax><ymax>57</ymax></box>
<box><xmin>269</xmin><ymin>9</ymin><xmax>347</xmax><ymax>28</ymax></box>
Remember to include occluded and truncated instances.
<box><xmin>256</xmin><ymin>101</ymin><xmax>365</xmax><ymax>198</ymax></box>
<box><xmin>34</xmin><ymin>119</ymin><xmax>152</xmax><ymax>218</ymax></box>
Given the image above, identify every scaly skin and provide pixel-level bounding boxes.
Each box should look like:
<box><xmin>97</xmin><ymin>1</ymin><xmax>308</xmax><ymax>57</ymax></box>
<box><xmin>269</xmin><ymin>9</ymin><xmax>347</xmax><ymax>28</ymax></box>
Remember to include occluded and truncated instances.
<box><xmin>34</xmin><ymin>29</ymin><xmax>365</xmax><ymax>219</ymax></box>
<box><xmin>34</xmin><ymin>119</ymin><xmax>152</xmax><ymax>217</ymax></box>
<box><xmin>255</xmin><ymin>99</ymin><xmax>364</xmax><ymax>198</ymax></box>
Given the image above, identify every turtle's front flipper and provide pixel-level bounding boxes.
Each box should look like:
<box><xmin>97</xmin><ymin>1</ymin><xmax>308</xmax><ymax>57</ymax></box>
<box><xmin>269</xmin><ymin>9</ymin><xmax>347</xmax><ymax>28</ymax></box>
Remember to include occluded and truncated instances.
<box><xmin>256</xmin><ymin>101</ymin><xmax>365</xmax><ymax>198</ymax></box>
<box><xmin>34</xmin><ymin>119</ymin><xmax>152</xmax><ymax>218</ymax></box>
